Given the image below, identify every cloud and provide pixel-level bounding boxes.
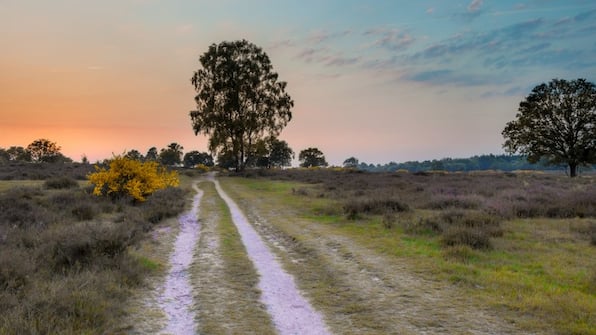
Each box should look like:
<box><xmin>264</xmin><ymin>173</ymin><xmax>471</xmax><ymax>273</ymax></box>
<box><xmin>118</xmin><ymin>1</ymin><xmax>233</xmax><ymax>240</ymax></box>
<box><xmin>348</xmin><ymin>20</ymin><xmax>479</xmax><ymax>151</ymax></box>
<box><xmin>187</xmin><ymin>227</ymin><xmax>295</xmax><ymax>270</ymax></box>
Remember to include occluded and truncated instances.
<box><xmin>307</xmin><ymin>29</ymin><xmax>352</xmax><ymax>44</ymax></box>
<box><xmin>295</xmin><ymin>47</ymin><xmax>328</xmax><ymax>63</ymax></box>
<box><xmin>364</xmin><ymin>28</ymin><xmax>415</xmax><ymax>51</ymax></box>
<box><xmin>467</xmin><ymin>0</ymin><xmax>483</xmax><ymax>13</ymax></box>
<box><xmin>574</xmin><ymin>9</ymin><xmax>596</xmax><ymax>21</ymax></box>
<box><xmin>405</xmin><ymin>69</ymin><xmax>506</xmax><ymax>86</ymax></box>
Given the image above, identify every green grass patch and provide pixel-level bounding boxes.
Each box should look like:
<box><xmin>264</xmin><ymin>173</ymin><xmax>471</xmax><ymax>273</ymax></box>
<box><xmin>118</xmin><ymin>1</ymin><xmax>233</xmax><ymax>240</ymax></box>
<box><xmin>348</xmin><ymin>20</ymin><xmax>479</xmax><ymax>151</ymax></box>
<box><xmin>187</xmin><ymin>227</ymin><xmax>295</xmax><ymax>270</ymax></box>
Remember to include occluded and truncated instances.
<box><xmin>221</xmin><ymin>175</ymin><xmax>595</xmax><ymax>335</ymax></box>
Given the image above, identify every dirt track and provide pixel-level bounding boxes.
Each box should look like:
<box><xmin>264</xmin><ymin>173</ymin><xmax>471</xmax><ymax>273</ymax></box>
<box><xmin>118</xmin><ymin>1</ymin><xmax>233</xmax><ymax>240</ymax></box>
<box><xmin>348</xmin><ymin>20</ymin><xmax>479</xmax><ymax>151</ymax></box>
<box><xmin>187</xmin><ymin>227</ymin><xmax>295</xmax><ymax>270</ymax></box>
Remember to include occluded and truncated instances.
<box><xmin>126</xmin><ymin>176</ymin><xmax>530</xmax><ymax>334</ymax></box>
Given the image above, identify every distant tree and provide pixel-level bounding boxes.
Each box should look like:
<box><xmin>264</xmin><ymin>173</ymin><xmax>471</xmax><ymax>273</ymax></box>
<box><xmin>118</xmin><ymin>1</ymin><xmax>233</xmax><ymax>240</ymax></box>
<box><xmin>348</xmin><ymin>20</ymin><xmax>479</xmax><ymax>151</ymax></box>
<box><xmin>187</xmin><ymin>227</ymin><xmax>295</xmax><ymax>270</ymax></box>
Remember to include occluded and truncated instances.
<box><xmin>183</xmin><ymin>150</ymin><xmax>214</xmax><ymax>168</ymax></box>
<box><xmin>502</xmin><ymin>78</ymin><xmax>596</xmax><ymax>177</ymax></box>
<box><xmin>26</xmin><ymin>139</ymin><xmax>62</xmax><ymax>163</ymax></box>
<box><xmin>6</xmin><ymin>146</ymin><xmax>31</xmax><ymax>161</ymax></box>
<box><xmin>268</xmin><ymin>138</ymin><xmax>294</xmax><ymax>168</ymax></box>
<box><xmin>343</xmin><ymin>157</ymin><xmax>359</xmax><ymax>168</ymax></box>
<box><xmin>159</xmin><ymin>143</ymin><xmax>184</xmax><ymax>166</ymax></box>
<box><xmin>81</xmin><ymin>154</ymin><xmax>89</xmax><ymax>164</ymax></box>
<box><xmin>190</xmin><ymin>39</ymin><xmax>294</xmax><ymax>171</ymax></box>
<box><xmin>251</xmin><ymin>137</ymin><xmax>294</xmax><ymax>168</ymax></box>
<box><xmin>0</xmin><ymin>148</ymin><xmax>9</xmax><ymax>163</ymax></box>
<box><xmin>251</xmin><ymin>139</ymin><xmax>271</xmax><ymax>168</ymax></box>
<box><xmin>430</xmin><ymin>160</ymin><xmax>445</xmax><ymax>170</ymax></box>
<box><xmin>145</xmin><ymin>147</ymin><xmax>158</xmax><ymax>161</ymax></box>
<box><xmin>299</xmin><ymin>147</ymin><xmax>328</xmax><ymax>168</ymax></box>
<box><xmin>125</xmin><ymin>149</ymin><xmax>143</xmax><ymax>161</ymax></box>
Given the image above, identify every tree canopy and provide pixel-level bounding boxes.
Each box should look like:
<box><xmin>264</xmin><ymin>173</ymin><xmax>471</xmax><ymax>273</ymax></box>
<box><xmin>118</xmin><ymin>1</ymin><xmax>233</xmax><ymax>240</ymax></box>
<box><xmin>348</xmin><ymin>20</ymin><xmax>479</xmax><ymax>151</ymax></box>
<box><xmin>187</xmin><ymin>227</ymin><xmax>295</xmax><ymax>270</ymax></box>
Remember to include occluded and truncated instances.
<box><xmin>343</xmin><ymin>157</ymin><xmax>359</xmax><ymax>168</ymax></box>
<box><xmin>251</xmin><ymin>137</ymin><xmax>294</xmax><ymax>168</ymax></box>
<box><xmin>190</xmin><ymin>39</ymin><xmax>293</xmax><ymax>171</ymax></box>
<box><xmin>502</xmin><ymin>78</ymin><xmax>596</xmax><ymax>177</ymax></box>
<box><xmin>26</xmin><ymin>139</ymin><xmax>62</xmax><ymax>163</ymax></box>
<box><xmin>159</xmin><ymin>143</ymin><xmax>184</xmax><ymax>166</ymax></box>
<box><xmin>183</xmin><ymin>150</ymin><xmax>214</xmax><ymax>168</ymax></box>
<box><xmin>299</xmin><ymin>147</ymin><xmax>328</xmax><ymax>168</ymax></box>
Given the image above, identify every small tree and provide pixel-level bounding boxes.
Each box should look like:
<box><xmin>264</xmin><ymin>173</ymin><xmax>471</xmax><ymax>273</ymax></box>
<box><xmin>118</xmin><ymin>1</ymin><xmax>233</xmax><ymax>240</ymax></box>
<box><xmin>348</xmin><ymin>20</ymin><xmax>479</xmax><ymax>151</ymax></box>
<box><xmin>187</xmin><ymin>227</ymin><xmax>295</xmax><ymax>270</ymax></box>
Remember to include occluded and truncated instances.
<box><xmin>6</xmin><ymin>146</ymin><xmax>31</xmax><ymax>161</ymax></box>
<box><xmin>251</xmin><ymin>137</ymin><xmax>294</xmax><ymax>168</ymax></box>
<box><xmin>190</xmin><ymin>39</ymin><xmax>294</xmax><ymax>171</ymax></box>
<box><xmin>125</xmin><ymin>149</ymin><xmax>143</xmax><ymax>161</ymax></box>
<box><xmin>269</xmin><ymin>138</ymin><xmax>294</xmax><ymax>168</ymax></box>
<box><xmin>145</xmin><ymin>147</ymin><xmax>158</xmax><ymax>161</ymax></box>
<box><xmin>159</xmin><ymin>143</ymin><xmax>184</xmax><ymax>166</ymax></box>
<box><xmin>183</xmin><ymin>150</ymin><xmax>214</xmax><ymax>168</ymax></box>
<box><xmin>0</xmin><ymin>148</ymin><xmax>9</xmax><ymax>163</ymax></box>
<box><xmin>26</xmin><ymin>139</ymin><xmax>62</xmax><ymax>162</ymax></box>
<box><xmin>502</xmin><ymin>78</ymin><xmax>596</xmax><ymax>177</ymax></box>
<box><xmin>88</xmin><ymin>156</ymin><xmax>179</xmax><ymax>202</ymax></box>
<box><xmin>343</xmin><ymin>157</ymin><xmax>359</xmax><ymax>169</ymax></box>
<box><xmin>299</xmin><ymin>147</ymin><xmax>328</xmax><ymax>168</ymax></box>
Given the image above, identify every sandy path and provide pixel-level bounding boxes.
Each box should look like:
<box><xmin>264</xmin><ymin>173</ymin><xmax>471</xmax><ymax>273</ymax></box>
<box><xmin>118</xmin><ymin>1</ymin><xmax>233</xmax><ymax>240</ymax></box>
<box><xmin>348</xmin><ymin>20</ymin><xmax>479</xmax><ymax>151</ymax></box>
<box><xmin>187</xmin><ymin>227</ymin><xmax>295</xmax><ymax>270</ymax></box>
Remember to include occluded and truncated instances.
<box><xmin>212</xmin><ymin>177</ymin><xmax>331</xmax><ymax>335</ymax></box>
<box><xmin>158</xmin><ymin>184</ymin><xmax>203</xmax><ymax>335</ymax></box>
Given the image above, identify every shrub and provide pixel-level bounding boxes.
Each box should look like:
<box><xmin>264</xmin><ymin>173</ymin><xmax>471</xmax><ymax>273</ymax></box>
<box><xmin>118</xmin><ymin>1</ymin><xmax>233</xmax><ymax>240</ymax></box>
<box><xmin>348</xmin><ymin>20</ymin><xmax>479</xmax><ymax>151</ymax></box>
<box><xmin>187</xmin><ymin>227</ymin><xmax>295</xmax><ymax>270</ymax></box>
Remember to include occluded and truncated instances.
<box><xmin>44</xmin><ymin>177</ymin><xmax>78</xmax><ymax>189</ymax></box>
<box><xmin>87</xmin><ymin>156</ymin><xmax>179</xmax><ymax>202</ymax></box>
<box><xmin>142</xmin><ymin>187</ymin><xmax>187</xmax><ymax>224</ymax></box>
<box><xmin>382</xmin><ymin>212</ymin><xmax>396</xmax><ymax>229</ymax></box>
<box><xmin>425</xmin><ymin>194</ymin><xmax>483</xmax><ymax>210</ymax></box>
<box><xmin>442</xmin><ymin>226</ymin><xmax>492</xmax><ymax>250</ymax></box>
<box><xmin>343</xmin><ymin>197</ymin><xmax>409</xmax><ymax>219</ymax></box>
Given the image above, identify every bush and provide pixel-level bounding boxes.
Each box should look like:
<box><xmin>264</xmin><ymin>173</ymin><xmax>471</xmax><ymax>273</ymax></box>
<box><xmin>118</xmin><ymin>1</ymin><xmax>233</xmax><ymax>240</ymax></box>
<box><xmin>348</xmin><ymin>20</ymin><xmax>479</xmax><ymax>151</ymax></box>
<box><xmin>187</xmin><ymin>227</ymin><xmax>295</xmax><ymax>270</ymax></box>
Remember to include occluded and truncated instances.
<box><xmin>142</xmin><ymin>187</ymin><xmax>187</xmax><ymax>224</ymax></box>
<box><xmin>88</xmin><ymin>156</ymin><xmax>179</xmax><ymax>202</ymax></box>
<box><xmin>44</xmin><ymin>177</ymin><xmax>78</xmax><ymax>189</ymax></box>
<box><xmin>442</xmin><ymin>225</ymin><xmax>493</xmax><ymax>250</ymax></box>
<box><xmin>343</xmin><ymin>197</ymin><xmax>409</xmax><ymax>219</ymax></box>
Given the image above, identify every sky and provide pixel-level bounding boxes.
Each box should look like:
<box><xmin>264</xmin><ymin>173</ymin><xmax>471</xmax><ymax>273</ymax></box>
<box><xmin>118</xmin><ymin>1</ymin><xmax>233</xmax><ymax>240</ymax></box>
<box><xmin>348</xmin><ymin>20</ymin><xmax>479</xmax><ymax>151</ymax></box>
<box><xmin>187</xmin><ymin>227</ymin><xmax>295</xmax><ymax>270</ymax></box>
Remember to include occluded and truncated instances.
<box><xmin>1</xmin><ymin>0</ymin><xmax>595</xmax><ymax>165</ymax></box>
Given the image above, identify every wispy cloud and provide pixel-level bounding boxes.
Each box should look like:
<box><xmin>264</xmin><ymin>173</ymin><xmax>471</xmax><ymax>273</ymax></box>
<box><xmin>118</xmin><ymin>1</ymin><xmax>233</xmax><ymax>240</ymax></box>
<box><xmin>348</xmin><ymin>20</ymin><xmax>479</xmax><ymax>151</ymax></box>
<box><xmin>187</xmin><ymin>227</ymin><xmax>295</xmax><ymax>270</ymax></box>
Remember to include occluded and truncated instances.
<box><xmin>364</xmin><ymin>28</ymin><xmax>415</xmax><ymax>51</ymax></box>
<box><xmin>468</xmin><ymin>0</ymin><xmax>483</xmax><ymax>13</ymax></box>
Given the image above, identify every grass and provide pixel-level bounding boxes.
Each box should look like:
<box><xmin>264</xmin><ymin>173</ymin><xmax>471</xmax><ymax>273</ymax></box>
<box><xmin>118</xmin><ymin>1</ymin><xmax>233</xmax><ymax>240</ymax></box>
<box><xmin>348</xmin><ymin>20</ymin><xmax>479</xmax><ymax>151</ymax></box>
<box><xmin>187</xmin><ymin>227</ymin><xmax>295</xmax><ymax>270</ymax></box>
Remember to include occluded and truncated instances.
<box><xmin>0</xmin><ymin>168</ymin><xmax>188</xmax><ymax>334</ymax></box>
<box><xmin>191</xmin><ymin>181</ymin><xmax>275</xmax><ymax>334</ymax></box>
<box><xmin>221</xmin><ymin>171</ymin><xmax>595</xmax><ymax>335</ymax></box>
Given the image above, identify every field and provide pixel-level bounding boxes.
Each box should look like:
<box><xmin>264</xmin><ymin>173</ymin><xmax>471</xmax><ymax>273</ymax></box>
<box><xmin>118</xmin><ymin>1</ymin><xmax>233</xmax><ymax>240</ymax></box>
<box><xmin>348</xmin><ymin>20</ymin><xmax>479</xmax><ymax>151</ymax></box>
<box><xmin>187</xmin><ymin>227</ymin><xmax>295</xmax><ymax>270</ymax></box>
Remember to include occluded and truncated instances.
<box><xmin>0</xmin><ymin>168</ymin><xmax>190</xmax><ymax>334</ymax></box>
<box><xmin>1</xmin><ymin>164</ymin><xmax>594</xmax><ymax>334</ymax></box>
<box><xmin>223</xmin><ymin>169</ymin><xmax>595</xmax><ymax>334</ymax></box>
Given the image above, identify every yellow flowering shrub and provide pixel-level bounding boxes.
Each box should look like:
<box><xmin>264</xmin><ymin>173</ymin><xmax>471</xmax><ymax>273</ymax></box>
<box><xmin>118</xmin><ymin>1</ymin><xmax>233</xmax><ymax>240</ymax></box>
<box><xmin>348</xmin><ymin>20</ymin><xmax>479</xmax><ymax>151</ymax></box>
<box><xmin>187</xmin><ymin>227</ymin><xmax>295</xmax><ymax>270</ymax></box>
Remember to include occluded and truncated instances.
<box><xmin>88</xmin><ymin>156</ymin><xmax>179</xmax><ymax>201</ymax></box>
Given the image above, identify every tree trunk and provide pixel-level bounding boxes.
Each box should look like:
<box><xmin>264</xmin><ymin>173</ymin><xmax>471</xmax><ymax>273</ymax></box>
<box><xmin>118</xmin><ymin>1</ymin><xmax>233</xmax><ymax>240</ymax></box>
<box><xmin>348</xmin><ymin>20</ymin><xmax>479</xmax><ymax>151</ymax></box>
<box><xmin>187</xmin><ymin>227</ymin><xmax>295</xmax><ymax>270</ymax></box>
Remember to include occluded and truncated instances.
<box><xmin>569</xmin><ymin>163</ymin><xmax>577</xmax><ymax>177</ymax></box>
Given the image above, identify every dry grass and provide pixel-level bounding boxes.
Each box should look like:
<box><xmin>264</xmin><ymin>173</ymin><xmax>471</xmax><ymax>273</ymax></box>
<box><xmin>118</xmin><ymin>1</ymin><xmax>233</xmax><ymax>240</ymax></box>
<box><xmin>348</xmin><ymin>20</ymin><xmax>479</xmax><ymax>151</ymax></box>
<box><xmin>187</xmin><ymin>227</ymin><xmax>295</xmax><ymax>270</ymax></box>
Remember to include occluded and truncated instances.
<box><xmin>220</xmin><ymin>170</ymin><xmax>595</xmax><ymax>335</ymax></box>
<box><xmin>0</xmin><ymin>173</ymin><xmax>188</xmax><ymax>334</ymax></box>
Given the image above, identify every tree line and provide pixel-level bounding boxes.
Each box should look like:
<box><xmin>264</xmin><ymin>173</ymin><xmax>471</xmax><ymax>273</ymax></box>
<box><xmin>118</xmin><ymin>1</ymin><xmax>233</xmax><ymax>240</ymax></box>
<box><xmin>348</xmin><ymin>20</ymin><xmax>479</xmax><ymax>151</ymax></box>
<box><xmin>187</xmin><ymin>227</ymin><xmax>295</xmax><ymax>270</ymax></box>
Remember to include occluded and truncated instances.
<box><xmin>346</xmin><ymin>154</ymin><xmax>593</xmax><ymax>173</ymax></box>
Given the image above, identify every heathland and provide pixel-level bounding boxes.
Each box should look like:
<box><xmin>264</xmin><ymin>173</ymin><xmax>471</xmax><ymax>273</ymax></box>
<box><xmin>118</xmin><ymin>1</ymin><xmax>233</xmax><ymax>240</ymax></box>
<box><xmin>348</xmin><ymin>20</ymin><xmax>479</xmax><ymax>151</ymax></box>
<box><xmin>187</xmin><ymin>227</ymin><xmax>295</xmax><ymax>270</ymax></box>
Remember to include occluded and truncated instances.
<box><xmin>0</xmin><ymin>163</ymin><xmax>594</xmax><ymax>334</ymax></box>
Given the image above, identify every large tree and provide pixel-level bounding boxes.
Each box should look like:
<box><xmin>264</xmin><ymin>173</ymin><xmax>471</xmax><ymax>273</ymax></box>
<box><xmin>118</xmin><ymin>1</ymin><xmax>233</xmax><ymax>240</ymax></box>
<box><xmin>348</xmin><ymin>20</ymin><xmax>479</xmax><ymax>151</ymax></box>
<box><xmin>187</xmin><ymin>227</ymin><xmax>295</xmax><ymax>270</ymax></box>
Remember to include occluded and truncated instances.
<box><xmin>299</xmin><ymin>147</ymin><xmax>328</xmax><ymax>168</ymax></box>
<box><xmin>502</xmin><ymin>78</ymin><xmax>596</xmax><ymax>177</ymax></box>
<box><xmin>26</xmin><ymin>139</ymin><xmax>62</xmax><ymax>163</ymax></box>
<box><xmin>190</xmin><ymin>39</ymin><xmax>294</xmax><ymax>171</ymax></box>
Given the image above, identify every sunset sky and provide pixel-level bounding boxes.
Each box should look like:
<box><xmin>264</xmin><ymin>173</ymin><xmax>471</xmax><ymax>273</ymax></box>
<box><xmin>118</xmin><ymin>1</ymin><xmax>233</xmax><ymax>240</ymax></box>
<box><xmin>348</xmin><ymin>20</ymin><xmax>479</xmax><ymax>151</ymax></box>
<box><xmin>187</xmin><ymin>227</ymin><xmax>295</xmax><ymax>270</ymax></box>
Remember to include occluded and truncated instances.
<box><xmin>1</xmin><ymin>0</ymin><xmax>595</xmax><ymax>165</ymax></box>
